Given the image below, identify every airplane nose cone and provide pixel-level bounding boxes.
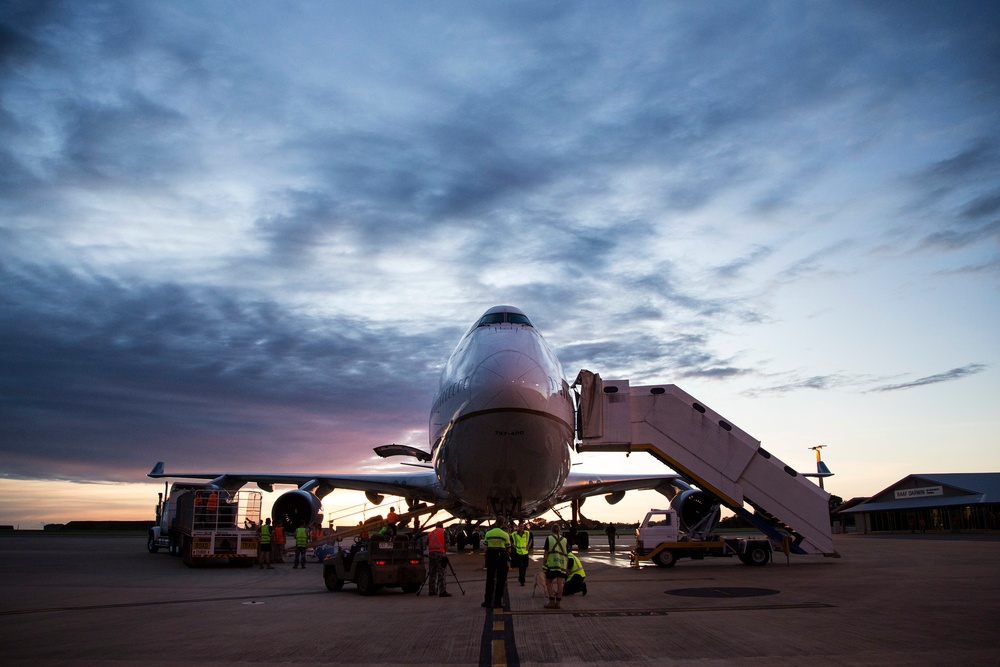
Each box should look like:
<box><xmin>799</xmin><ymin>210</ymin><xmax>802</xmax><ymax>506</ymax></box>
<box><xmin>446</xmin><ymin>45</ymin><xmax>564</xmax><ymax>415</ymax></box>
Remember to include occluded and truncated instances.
<box><xmin>472</xmin><ymin>350</ymin><xmax>550</xmax><ymax>410</ymax></box>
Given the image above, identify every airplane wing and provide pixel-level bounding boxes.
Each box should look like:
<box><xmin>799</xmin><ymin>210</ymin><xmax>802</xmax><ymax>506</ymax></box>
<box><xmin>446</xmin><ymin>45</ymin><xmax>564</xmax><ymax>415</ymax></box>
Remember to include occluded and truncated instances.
<box><xmin>147</xmin><ymin>462</ymin><xmax>445</xmax><ymax>504</ymax></box>
<box><xmin>556</xmin><ymin>471</ymin><xmax>691</xmax><ymax>505</ymax></box>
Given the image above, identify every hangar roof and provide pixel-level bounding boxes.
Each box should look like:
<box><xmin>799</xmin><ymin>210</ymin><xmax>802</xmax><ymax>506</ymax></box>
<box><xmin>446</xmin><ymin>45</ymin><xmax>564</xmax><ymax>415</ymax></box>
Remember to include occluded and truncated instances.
<box><xmin>837</xmin><ymin>473</ymin><xmax>1000</xmax><ymax>514</ymax></box>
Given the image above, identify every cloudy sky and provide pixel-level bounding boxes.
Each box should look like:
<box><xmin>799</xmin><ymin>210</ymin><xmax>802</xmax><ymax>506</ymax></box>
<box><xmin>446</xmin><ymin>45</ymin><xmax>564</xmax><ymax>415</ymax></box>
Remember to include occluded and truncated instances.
<box><xmin>2</xmin><ymin>1</ymin><xmax>998</xmax><ymax>527</ymax></box>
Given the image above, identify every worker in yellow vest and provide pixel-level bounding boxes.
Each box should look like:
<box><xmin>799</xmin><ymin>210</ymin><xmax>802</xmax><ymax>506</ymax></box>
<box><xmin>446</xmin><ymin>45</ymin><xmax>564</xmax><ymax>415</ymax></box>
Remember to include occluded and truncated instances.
<box><xmin>542</xmin><ymin>523</ymin><xmax>568</xmax><ymax>608</ymax></box>
<box><xmin>293</xmin><ymin>523</ymin><xmax>309</xmax><ymax>569</ymax></box>
<box><xmin>482</xmin><ymin>519</ymin><xmax>511</xmax><ymax>608</ymax></box>
<box><xmin>258</xmin><ymin>518</ymin><xmax>273</xmax><ymax>570</ymax></box>
<box><xmin>563</xmin><ymin>552</ymin><xmax>588</xmax><ymax>596</ymax></box>
<box><xmin>511</xmin><ymin>522</ymin><xmax>532</xmax><ymax>586</ymax></box>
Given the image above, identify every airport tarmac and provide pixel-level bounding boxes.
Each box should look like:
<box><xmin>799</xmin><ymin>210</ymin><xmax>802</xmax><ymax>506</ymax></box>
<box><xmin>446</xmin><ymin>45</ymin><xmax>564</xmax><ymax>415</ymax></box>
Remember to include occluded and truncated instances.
<box><xmin>1</xmin><ymin>532</ymin><xmax>998</xmax><ymax>666</ymax></box>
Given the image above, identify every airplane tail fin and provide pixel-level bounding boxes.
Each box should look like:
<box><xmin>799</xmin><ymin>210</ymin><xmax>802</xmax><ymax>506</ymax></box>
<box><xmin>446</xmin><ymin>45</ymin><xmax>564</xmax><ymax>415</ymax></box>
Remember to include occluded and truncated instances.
<box><xmin>801</xmin><ymin>460</ymin><xmax>833</xmax><ymax>478</ymax></box>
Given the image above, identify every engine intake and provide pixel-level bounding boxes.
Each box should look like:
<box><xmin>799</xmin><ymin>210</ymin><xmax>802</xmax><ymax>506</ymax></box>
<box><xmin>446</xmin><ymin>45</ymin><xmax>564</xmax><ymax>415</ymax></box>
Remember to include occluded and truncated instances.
<box><xmin>271</xmin><ymin>489</ymin><xmax>322</xmax><ymax>529</ymax></box>
<box><xmin>670</xmin><ymin>489</ymin><xmax>721</xmax><ymax>535</ymax></box>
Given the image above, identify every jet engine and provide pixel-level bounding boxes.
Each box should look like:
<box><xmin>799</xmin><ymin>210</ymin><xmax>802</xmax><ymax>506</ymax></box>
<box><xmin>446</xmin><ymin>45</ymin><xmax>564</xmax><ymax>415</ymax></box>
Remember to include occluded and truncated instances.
<box><xmin>271</xmin><ymin>489</ymin><xmax>322</xmax><ymax>529</ymax></box>
<box><xmin>670</xmin><ymin>489</ymin><xmax>721</xmax><ymax>535</ymax></box>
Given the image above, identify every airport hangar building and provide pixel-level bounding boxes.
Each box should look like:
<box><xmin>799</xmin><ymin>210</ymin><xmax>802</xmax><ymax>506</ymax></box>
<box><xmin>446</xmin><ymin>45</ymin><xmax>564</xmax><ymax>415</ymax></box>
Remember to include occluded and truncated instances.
<box><xmin>835</xmin><ymin>473</ymin><xmax>1000</xmax><ymax>534</ymax></box>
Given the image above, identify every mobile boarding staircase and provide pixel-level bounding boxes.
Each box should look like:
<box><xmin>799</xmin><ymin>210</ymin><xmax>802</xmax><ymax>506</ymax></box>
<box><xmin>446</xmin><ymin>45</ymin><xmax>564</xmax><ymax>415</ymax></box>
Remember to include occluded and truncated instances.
<box><xmin>575</xmin><ymin>371</ymin><xmax>838</xmax><ymax>557</ymax></box>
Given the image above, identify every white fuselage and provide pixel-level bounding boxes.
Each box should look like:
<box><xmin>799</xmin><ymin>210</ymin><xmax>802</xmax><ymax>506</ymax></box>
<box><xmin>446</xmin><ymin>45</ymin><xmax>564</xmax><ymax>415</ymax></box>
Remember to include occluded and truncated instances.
<box><xmin>429</xmin><ymin>306</ymin><xmax>574</xmax><ymax>518</ymax></box>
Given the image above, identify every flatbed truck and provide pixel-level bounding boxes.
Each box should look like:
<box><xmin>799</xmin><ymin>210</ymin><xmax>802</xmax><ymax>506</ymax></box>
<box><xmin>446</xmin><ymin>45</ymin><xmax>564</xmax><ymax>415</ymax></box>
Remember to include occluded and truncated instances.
<box><xmin>148</xmin><ymin>483</ymin><xmax>262</xmax><ymax>567</ymax></box>
<box><xmin>631</xmin><ymin>508</ymin><xmax>773</xmax><ymax>568</ymax></box>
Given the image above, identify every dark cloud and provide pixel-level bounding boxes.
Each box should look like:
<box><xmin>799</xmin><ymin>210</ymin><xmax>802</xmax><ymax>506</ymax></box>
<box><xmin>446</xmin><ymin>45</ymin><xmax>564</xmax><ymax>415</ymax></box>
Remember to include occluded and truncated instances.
<box><xmin>868</xmin><ymin>364</ymin><xmax>988</xmax><ymax>393</ymax></box>
<box><xmin>743</xmin><ymin>363</ymin><xmax>990</xmax><ymax>397</ymax></box>
<box><xmin>0</xmin><ymin>1</ymin><xmax>997</xmax><ymax>493</ymax></box>
<box><xmin>57</xmin><ymin>95</ymin><xmax>189</xmax><ymax>186</ymax></box>
<box><xmin>712</xmin><ymin>246</ymin><xmax>774</xmax><ymax>282</ymax></box>
<box><xmin>742</xmin><ymin>374</ymin><xmax>859</xmax><ymax>398</ymax></box>
<box><xmin>0</xmin><ymin>260</ymin><xmax>448</xmax><ymax>481</ymax></box>
<box><xmin>900</xmin><ymin>141</ymin><xmax>1000</xmax><ymax>254</ymax></box>
<box><xmin>557</xmin><ymin>333</ymin><xmax>747</xmax><ymax>382</ymax></box>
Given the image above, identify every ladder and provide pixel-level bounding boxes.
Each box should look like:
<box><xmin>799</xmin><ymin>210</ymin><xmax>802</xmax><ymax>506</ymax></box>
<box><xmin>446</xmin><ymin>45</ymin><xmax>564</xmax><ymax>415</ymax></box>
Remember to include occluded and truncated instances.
<box><xmin>575</xmin><ymin>373</ymin><xmax>836</xmax><ymax>556</ymax></box>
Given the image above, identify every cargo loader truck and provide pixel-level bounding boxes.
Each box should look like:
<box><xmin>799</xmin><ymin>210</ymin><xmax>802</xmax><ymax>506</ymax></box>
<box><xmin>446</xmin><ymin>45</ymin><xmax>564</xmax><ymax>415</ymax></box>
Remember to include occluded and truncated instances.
<box><xmin>148</xmin><ymin>482</ymin><xmax>262</xmax><ymax>567</ymax></box>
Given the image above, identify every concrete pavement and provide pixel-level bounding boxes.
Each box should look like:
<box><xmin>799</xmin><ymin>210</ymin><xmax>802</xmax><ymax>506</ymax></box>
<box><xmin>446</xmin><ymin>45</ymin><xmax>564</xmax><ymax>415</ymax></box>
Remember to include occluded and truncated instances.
<box><xmin>1</xmin><ymin>532</ymin><xmax>998</xmax><ymax>666</ymax></box>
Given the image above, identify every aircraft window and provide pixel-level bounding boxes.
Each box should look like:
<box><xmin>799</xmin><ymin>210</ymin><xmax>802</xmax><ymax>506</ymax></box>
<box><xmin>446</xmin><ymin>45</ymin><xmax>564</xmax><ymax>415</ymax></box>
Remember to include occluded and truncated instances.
<box><xmin>507</xmin><ymin>313</ymin><xmax>533</xmax><ymax>326</ymax></box>
<box><xmin>477</xmin><ymin>312</ymin><xmax>534</xmax><ymax>327</ymax></box>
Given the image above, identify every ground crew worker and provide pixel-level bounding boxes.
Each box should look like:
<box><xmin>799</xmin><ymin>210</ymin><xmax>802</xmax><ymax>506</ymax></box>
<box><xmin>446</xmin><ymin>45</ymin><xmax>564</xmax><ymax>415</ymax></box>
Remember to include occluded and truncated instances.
<box><xmin>194</xmin><ymin>493</ymin><xmax>206</xmax><ymax>528</ymax></box>
<box><xmin>511</xmin><ymin>522</ymin><xmax>531</xmax><ymax>586</ymax></box>
<box><xmin>293</xmin><ymin>523</ymin><xmax>309</xmax><ymax>569</ymax></box>
<box><xmin>206</xmin><ymin>492</ymin><xmax>219</xmax><ymax>529</ymax></box>
<box><xmin>386</xmin><ymin>507</ymin><xmax>399</xmax><ymax>537</ymax></box>
<box><xmin>563</xmin><ymin>552</ymin><xmax>588</xmax><ymax>596</ymax></box>
<box><xmin>605</xmin><ymin>522</ymin><xmax>617</xmax><ymax>554</ymax></box>
<box><xmin>482</xmin><ymin>519</ymin><xmax>511</xmax><ymax>608</ymax></box>
<box><xmin>273</xmin><ymin>522</ymin><xmax>285</xmax><ymax>563</ymax></box>
<box><xmin>426</xmin><ymin>521</ymin><xmax>452</xmax><ymax>597</ymax></box>
<box><xmin>258</xmin><ymin>518</ymin><xmax>273</xmax><ymax>569</ymax></box>
<box><xmin>543</xmin><ymin>523</ymin><xmax>569</xmax><ymax>609</ymax></box>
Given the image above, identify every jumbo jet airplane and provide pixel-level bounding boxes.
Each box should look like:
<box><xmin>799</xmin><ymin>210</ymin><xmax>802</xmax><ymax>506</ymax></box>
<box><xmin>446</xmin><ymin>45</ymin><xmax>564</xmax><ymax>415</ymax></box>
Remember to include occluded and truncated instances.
<box><xmin>149</xmin><ymin>305</ymin><xmax>708</xmax><ymax>532</ymax></box>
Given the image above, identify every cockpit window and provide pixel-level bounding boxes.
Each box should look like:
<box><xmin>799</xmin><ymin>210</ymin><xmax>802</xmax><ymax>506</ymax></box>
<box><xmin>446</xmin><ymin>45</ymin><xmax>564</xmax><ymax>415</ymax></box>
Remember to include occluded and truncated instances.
<box><xmin>477</xmin><ymin>312</ymin><xmax>533</xmax><ymax>327</ymax></box>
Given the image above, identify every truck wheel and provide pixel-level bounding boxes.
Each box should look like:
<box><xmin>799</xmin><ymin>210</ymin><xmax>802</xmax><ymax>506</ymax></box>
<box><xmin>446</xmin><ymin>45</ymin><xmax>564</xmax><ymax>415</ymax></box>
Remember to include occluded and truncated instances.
<box><xmin>357</xmin><ymin>566</ymin><xmax>376</xmax><ymax>596</ymax></box>
<box><xmin>182</xmin><ymin>535</ymin><xmax>193</xmax><ymax>567</ymax></box>
<box><xmin>324</xmin><ymin>569</ymin><xmax>345</xmax><ymax>592</ymax></box>
<box><xmin>744</xmin><ymin>544</ymin><xmax>770</xmax><ymax>566</ymax></box>
<box><xmin>653</xmin><ymin>549</ymin><xmax>677</xmax><ymax>568</ymax></box>
<box><xmin>147</xmin><ymin>532</ymin><xmax>159</xmax><ymax>553</ymax></box>
<box><xmin>576</xmin><ymin>532</ymin><xmax>590</xmax><ymax>551</ymax></box>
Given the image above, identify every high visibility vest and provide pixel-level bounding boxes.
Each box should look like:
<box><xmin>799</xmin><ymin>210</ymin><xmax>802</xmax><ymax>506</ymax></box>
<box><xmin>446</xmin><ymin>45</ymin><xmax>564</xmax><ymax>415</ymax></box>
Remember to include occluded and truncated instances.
<box><xmin>543</xmin><ymin>535</ymin><xmax>568</xmax><ymax>573</ymax></box>
<box><xmin>428</xmin><ymin>528</ymin><xmax>447</xmax><ymax>553</ymax></box>
<box><xmin>259</xmin><ymin>524</ymin><xmax>271</xmax><ymax>544</ymax></box>
<box><xmin>512</xmin><ymin>531</ymin><xmax>530</xmax><ymax>555</ymax></box>
<box><xmin>295</xmin><ymin>526</ymin><xmax>308</xmax><ymax>547</ymax></box>
<box><xmin>484</xmin><ymin>527</ymin><xmax>511</xmax><ymax>550</ymax></box>
<box><xmin>566</xmin><ymin>554</ymin><xmax>585</xmax><ymax>580</ymax></box>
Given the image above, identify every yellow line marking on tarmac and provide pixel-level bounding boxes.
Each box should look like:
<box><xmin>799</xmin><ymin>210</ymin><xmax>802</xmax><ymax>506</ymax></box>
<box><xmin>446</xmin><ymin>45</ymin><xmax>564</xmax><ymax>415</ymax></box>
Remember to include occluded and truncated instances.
<box><xmin>492</xmin><ymin>639</ymin><xmax>506</xmax><ymax>665</ymax></box>
<box><xmin>493</xmin><ymin>620</ymin><xmax>505</xmax><ymax>631</ymax></box>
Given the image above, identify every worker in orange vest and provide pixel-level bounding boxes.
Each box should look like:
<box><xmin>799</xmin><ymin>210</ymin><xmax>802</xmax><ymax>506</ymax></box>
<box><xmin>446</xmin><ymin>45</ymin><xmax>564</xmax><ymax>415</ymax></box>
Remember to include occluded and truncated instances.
<box><xmin>426</xmin><ymin>522</ymin><xmax>452</xmax><ymax>597</ymax></box>
<box><xmin>205</xmin><ymin>492</ymin><xmax>219</xmax><ymax>529</ymax></box>
<box><xmin>386</xmin><ymin>507</ymin><xmax>399</xmax><ymax>537</ymax></box>
<box><xmin>273</xmin><ymin>522</ymin><xmax>285</xmax><ymax>563</ymax></box>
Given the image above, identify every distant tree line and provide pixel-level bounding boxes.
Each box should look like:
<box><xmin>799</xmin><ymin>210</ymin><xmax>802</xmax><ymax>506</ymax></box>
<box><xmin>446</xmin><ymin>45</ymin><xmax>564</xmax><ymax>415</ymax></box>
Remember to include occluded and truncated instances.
<box><xmin>44</xmin><ymin>521</ymin><xmax>154</xmax><ymax>532</ymax></box>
